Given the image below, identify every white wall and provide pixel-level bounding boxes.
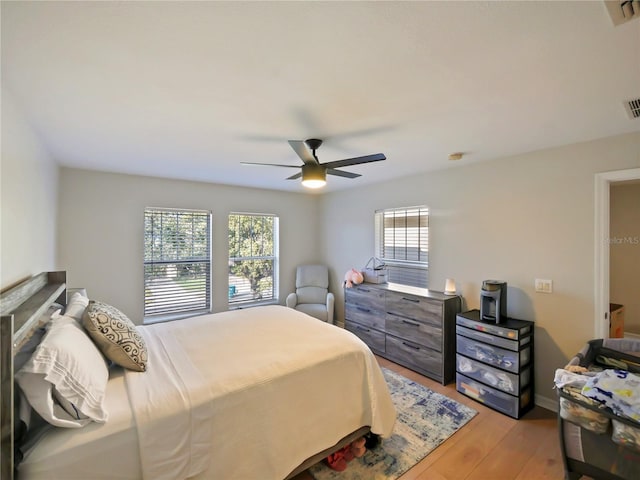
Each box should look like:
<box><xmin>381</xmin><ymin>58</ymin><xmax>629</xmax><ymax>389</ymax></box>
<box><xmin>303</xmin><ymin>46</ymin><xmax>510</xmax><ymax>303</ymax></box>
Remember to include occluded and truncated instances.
<box><xmin>0</xmin><ymin>86</ymin><xmax>58</xmax><ymax>289</ymax></box>
<box><xmin>610</xmin><ymin>182</ymin><xmax>640</xmax><ymax>335</ymax></box>
<box><xmin>320</xmin><ymin>132</ymin><xmax>640</xmax><ymax>404</ymax></box>
<box><xmin>57</xmin><ymin>168</ymin><xmax>321</xmax><ymax>322</ymax></box>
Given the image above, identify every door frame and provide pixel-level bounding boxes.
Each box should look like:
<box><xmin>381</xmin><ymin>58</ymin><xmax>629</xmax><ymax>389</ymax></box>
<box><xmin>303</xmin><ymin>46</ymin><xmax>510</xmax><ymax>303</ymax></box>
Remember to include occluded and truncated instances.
<box><xmin>594</xmin><ymin>168</ymin><xmax>640</xmax><ymax>338</ymax></box>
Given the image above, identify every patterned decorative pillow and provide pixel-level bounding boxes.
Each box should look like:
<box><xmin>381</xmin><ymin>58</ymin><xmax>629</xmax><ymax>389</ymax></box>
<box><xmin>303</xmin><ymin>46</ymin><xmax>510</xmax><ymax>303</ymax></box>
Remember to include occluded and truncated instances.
<box><xmin>82</xmin><ymin>300</ymin><xmax>148</xmax><ymax>372</ymax></box>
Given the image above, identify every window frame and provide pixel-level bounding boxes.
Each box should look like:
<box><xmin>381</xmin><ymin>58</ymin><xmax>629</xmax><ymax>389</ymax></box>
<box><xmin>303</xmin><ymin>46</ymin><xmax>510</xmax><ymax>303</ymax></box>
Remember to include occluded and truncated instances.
<box><xmin>374</xmin><ymin>205</ymin><xmax>429</xmax><ymax>288</ymax></box>
<box><xmin>228</xmin><ymin>212</ymin><xmax>279</xmax><ymax>308</ymax></box>
<box><xmin>143</xmin><ymin>207</ymin><xmax>212</xmax><ymax>323</ymax></box>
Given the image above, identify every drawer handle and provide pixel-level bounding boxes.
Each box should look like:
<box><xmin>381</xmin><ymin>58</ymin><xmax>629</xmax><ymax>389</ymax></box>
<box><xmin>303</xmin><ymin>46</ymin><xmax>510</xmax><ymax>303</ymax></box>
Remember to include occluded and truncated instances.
<box><xmin>356</xmin><ymin>307</ymin><xmax>371</xmax><ymax>313</ymax></box>
<box><xmin>402</xmin><ymin>341</ymin><xmax>420</xmax><ymax>350</ymax></box>
<box><xmin>402</xmin><ymin>297</ymin><xmax>419</xmax><ymax>303</ymax></box>
<box><xmin>402</xmin><ymin>319</ymin><xmax>420</xmax><ymax>327</ymax></box>
<box><xmin>356</xmin><ymin>326</ymin><xmax>371</xmax><ymax>333</ymax></box>
<box><xmin>359</xmin><ymin>288</ymin><xmax>371</xmax><ymax>292</ymax></box>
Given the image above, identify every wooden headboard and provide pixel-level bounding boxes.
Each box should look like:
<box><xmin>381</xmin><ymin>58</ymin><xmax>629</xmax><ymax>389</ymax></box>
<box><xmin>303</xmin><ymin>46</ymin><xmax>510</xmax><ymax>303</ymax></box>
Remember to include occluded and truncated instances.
<box><xmin>1</xmin><ymin>271</ymin><xmax>66</xmax><ymax>480</ymax></box>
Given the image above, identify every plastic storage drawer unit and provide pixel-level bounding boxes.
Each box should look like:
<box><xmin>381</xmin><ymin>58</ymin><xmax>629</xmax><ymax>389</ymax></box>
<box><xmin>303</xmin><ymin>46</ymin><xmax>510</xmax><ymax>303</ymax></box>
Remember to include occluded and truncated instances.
<box><xmin>455</xmin><ymin>310</ymin><xmax>534</xmax><ymax>419</ymax></box>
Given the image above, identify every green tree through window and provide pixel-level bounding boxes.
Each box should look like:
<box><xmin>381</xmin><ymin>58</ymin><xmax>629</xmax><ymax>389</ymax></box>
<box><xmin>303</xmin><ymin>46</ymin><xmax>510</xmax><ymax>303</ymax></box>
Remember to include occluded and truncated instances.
<box><xmin>228</xmin><ymin>213</ymin><xmax>278</xmax><ymax>305</ymax></box>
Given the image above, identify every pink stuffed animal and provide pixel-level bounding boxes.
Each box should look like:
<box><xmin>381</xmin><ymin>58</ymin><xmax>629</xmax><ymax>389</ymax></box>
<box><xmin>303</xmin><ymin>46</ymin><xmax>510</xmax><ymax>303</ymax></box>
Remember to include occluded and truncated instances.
<box><xmin>344</xmin><ymin>268</ymin><xmax>364</xmax><ymax>288</ymax></box>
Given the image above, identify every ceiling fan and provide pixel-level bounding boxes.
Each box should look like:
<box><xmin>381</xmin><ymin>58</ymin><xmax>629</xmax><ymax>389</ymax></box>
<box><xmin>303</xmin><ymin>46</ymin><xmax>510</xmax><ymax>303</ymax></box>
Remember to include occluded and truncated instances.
<box><xmin>241</xmin><ymin>139</ymin><xmax>386</xmax><ymax>189</ymax></box>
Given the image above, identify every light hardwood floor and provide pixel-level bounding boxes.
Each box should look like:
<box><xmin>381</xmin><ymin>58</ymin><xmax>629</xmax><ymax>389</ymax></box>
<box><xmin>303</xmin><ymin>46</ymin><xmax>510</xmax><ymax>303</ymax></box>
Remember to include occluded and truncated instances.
<box><xmin>293</xmin><ymin>356</ymin><xmax>568</xmax><ymax>480</ymax></box>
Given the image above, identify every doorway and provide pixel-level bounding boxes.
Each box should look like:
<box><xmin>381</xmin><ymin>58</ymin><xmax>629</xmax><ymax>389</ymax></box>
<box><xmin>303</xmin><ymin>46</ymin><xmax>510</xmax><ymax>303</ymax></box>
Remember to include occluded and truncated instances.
<box><xmin>595</xmin><ymin>168</ymin><xmax>640</xmax><ymax>338</ymax></box>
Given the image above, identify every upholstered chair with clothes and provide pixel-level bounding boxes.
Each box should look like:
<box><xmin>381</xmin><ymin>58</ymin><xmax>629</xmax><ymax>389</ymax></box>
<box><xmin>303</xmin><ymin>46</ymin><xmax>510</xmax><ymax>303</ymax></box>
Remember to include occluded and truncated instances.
<box><xmin>286</xmin><ymin>265</ymin><xmax>334</xmax><ymax>323</ymax></box>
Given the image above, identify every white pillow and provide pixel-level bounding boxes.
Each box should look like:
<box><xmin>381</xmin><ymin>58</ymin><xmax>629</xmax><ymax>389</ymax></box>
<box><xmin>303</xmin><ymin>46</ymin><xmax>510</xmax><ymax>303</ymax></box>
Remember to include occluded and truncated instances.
<box><xmin>16</xmin><ymin>315</ymin><xmax>109</xmax><ymax>428</ymax></box>
<box><xmin>15</xmin><ymin>304</ymin><xmax>62</xmax><ymax>370</ymax></box>
<box><xmin>64</xmin><ymin>291</ymin><xmax>89</xmax><ymax>323</ymax></box>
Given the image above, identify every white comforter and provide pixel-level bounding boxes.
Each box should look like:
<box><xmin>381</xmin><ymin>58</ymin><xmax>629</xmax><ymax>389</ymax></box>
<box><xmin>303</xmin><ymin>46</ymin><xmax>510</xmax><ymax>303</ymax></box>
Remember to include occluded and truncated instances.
<box><xmin>19</xmin><ymin>306</ymin><xmax>396</xmax><ymax>479</ymax></box>
<box><xmin>126</xmin><ymin>305</ymin><xmax>396</xmax><ymax>480</ymax></box>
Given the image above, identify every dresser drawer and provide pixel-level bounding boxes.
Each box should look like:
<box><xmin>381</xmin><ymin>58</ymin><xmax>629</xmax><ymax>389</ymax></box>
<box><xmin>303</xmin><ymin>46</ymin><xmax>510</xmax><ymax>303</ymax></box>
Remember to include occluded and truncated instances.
<box><xmin>386</xmin><ymin>335</ymin><xmax>442</xmax><ymax>379</ymax></box>
<box><xmin>345</xmin><ymin>320</ymin><xmax>385</xmax><ymax>353</ymax></box>
<box><xmin>385</xmin><ymin>291</ymin><xmax>442</xmax><ymax>326</ymax></box>
<box><xmin>386</xmin><ymin>312</ymin><xmax>442</xmax><ymax>351</ymax></box>
<box><xmin>456</xmin><ymin>354</ymin><xmax>530</xmax><ymax>394</ymax></box>
<box><xmin>345</xmin><ymin>285</ymin><xmax>385</xmax><ymax>311</ymax></box>
<box><xmin>456</xmin><ymin>334</ymin><xmax>530</xmax><ymax>373</ymax></box>
<box><xmin>345</xmin><ymin>303</ymin><xmax>385</xmax><ymax>330</ymax></box>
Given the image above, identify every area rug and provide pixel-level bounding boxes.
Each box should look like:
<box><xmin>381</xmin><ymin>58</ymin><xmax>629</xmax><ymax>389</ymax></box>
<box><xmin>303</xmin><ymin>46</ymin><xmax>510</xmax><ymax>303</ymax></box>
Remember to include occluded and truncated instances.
<box><xmin>309</xmin><ymin>368</ymin><xmax>478</xmax><ymax>480</ymax></box>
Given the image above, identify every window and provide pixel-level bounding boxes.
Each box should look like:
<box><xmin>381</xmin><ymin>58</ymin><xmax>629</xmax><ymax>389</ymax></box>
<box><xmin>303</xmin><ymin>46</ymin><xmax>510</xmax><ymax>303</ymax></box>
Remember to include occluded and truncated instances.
<box><xmin>228</xmin><ymin>213</ymin><xmax>278</xmax><ymax>306</ymax></box>
<box><xmin>375</xmin><ymin>206</ymin><xmax>429</xmax><ymax>288</ymax></box>
<box><xmin>144</xmin><ymin>208</ymin><xmax>211</xmax><ymax>321</ymax></box>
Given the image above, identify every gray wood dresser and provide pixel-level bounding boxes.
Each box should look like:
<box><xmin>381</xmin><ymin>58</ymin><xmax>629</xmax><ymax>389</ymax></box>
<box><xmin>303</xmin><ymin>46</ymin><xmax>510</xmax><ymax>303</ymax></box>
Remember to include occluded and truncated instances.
<box><xmin>344</xmin><ymin>282</ymin><xmax>461</xmax><ymax>385</ymax></box>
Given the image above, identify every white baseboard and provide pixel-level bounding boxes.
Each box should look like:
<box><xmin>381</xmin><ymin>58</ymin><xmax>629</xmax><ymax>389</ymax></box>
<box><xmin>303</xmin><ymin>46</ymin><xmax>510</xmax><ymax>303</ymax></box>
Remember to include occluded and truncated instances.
<box><xmin>624</xmin><ymin>331</ymin><xmax>640</xmax><ymax>340</ymax></box>
<box><xmin>536</xmin><ymin>394</ymin><xmax>558</xmax><ymax>413</ymax></box>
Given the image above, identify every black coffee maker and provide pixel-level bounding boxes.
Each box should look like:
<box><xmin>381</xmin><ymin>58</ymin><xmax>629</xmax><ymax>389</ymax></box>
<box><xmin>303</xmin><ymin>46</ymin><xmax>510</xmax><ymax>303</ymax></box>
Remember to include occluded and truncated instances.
<box><xmin>480</xmin><ymin>280</ymin><xmax>507</xmax><ymax>323</ymax></box>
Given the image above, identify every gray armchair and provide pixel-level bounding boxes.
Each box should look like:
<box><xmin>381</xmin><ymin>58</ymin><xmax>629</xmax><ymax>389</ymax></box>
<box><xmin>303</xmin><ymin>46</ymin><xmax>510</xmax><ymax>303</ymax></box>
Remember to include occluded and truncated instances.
<box><xmin>286</xmin><ymin>265</ymin><xmax>335</xmax><ymax>323</ymax></box>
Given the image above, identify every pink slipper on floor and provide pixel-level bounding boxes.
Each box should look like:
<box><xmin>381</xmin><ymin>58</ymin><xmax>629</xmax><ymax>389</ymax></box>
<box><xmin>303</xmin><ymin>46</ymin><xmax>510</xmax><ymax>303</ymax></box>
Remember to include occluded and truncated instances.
<box><xmin>326</xmin><ymin>451</ymin><xmax>348</xmax><ymax>472</ymax></box>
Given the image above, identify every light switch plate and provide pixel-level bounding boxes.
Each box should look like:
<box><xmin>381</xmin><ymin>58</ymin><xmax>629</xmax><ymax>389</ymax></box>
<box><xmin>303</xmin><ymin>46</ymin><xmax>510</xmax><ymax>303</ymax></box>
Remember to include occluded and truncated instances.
<box><xmin>535</xmin><ymin>278</ymin><xmax>553</xmax><ymax>293</ymax></box>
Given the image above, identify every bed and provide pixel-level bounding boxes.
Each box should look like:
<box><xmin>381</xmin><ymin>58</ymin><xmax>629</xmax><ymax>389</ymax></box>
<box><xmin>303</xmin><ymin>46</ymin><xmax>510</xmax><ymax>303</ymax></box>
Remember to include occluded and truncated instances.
<box><xmin>1</xmin><ymin>271</ymin><xmax>396</xmax><ymax>479</ymax></box>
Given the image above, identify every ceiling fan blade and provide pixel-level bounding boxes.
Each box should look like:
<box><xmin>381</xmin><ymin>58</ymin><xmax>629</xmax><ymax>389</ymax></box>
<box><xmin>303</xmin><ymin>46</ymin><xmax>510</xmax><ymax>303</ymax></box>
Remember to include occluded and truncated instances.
<box><xmin>241</xmin><ymin>162</ymin><xmax>300</xmax><ymax>168</ymax></box>
<box><xmin>288</xmin><ymin>140</ymin><xmax>317</xmax><ymax>165</ymax></box>
<box><xmin>326</xmin><ymin>169</ymin><xmax>361</xmax><ymax>179</ymax></box>
<box><xmin>286</xmin><ymin>172</ymin><xmax>302</xmax><ymax>180</ymax></box>
<box><xmin>321</xmin><ymin>153</ymin><xmax>386</xmax><ymax>169</ymax></box>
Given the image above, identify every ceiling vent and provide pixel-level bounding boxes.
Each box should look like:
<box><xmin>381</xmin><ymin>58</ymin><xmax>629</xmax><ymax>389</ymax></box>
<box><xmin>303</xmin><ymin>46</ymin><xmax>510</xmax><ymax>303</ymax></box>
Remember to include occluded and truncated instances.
<box><xmin>605</xmin><ymin>1</ymin><xmax>640</xmax><ymax>26</ymax></box>
<box><xmin>625</xmin><ymin>98</ymin><xmax>640</xmax><ymax>119</ymax></box>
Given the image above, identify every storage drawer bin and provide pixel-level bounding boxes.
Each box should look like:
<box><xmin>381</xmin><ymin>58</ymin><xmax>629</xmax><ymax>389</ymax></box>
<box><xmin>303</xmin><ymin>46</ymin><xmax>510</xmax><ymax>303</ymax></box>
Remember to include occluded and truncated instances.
<box><xmin>456</xmin><ymin>310</ymin><xmax>532</xmax><ymax>340</ymax></box>
<box><xmin>456</xmin><ymin>353</ymin><xmax>529</xmax><ymax>394</ymax></box>
<box><xmin>456</xmin><ymin>372</ymin><xmax>531</xmax><ymax>419</ymax></box>
<box><xmin>456</xmin><ymin>333</ymin><xmax>529</xmax><ymax>373</ymax></box>
<box><xmin>456</xmin><ymin>325</ymin><xmax>530</xmax><ymax>352</ymax></box>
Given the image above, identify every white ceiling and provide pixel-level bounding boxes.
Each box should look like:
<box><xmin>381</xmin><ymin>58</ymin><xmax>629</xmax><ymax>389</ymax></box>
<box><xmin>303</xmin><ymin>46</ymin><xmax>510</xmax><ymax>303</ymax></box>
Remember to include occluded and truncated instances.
<box><xmin>2</xmin><ymin>1</ymin><xmax>639</xmax><ymax>193</ymax></box>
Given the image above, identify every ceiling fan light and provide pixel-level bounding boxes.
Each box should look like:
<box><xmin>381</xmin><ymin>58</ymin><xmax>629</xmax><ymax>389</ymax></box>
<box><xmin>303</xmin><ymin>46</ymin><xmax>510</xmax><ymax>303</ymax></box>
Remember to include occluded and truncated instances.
<box><xmin>301</xmin><ymin>165</ymin><xmax>326</xmax><ymax>189</ymax></box>
<box><xmin>301</xmin><ymin>178</ymin><xmax>326</xmax><ymax>189</ymax></box>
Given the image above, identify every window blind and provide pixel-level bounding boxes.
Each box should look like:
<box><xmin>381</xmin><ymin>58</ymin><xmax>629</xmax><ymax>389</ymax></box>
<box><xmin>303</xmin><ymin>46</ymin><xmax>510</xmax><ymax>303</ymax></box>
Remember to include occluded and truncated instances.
<box><xmin>375</xmin><ymin>206</ymin><xmax>429</xmax><ymax>288</ymax></box>
<box><xmin>144</xmin><ymin>208</ymin><xmax>211</xmax><ymax>319</ymax></box>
